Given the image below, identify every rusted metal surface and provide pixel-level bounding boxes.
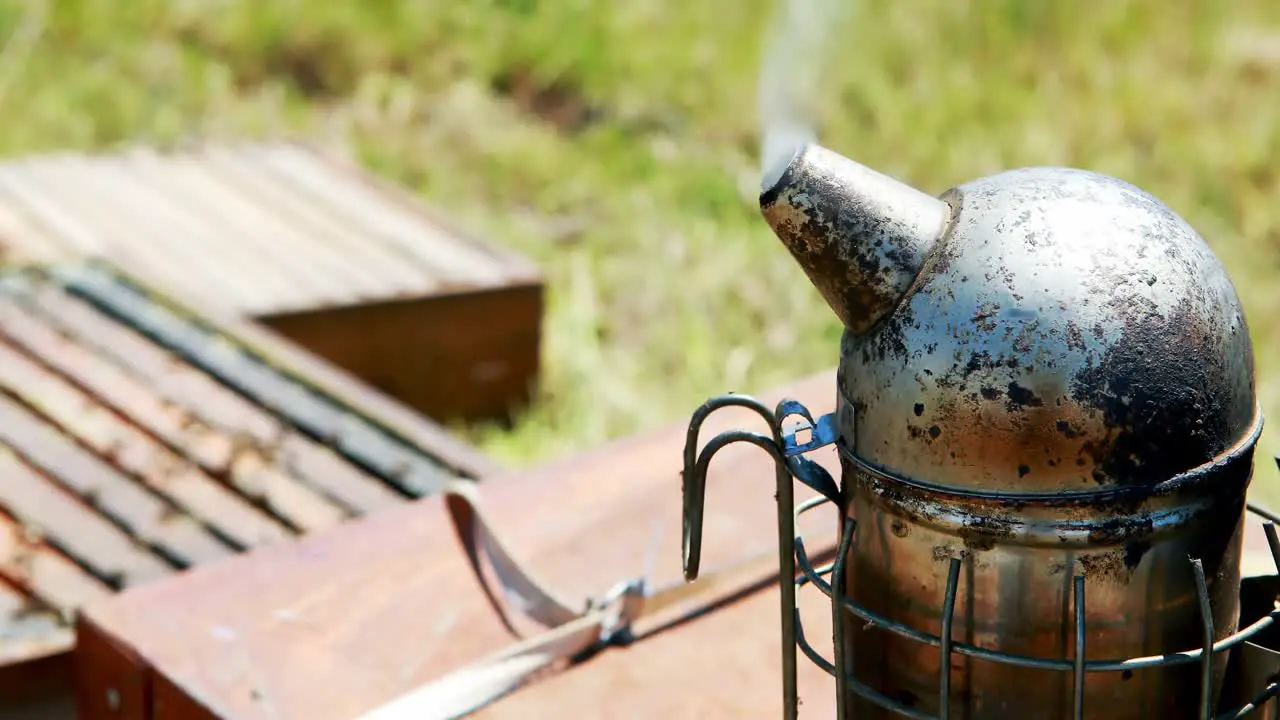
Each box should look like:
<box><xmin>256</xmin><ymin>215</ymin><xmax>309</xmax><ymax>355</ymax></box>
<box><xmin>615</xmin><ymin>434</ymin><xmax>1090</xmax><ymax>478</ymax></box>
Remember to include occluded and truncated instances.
<box><xmin>0</xmin><ymin>142</ymin><xmax>545</xmax><ymax>424</ymax></box>
<box><xmin>755</xmin><ymin>144</ymin><xmax>1263</xmax><ymax>718</ymax></box>
<box><xmin>73</xmin><ymin>372</ymin><xmax>840</xmax><ymax>720</ymax></box>
<box><xmin>0</xmin><ymin>261</ymin><xmax>491</xmax><ymax>709</ymax></box>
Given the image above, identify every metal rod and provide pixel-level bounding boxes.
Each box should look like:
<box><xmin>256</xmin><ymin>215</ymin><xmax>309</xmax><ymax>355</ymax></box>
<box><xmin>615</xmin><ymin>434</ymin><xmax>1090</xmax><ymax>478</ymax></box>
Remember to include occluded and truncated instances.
<box><xmin>1217</xmin><ymin>681</ymin><xmax>1280</xmax><ymax>720</ymax></box>
<box><xmin>787</xmin><ymin>496</ymin><xmax>1280</xmax><ymax>717</ymax></box>
<box><xmin>939</xmin><ymin>557</ymin><xmax>961</xmax><ymax>720</ymax></box>
<box><xmin>1249</xmin><ymin>502</ymin><xmax>1280</xmax><ymax>526</ymax></box>
<box><xmin>832</xmin><ymin>518</ymin><xmax>856</xmax><ymax>720</ymax></box>
<box><xmin>775</xmin><ymin>459</ymin><xmax>800</xmax><ymax>720</ymax></box>
<box><xmin>795</xmin><ymin>606</ymin><xmax>837</xmax><ymax>675</ymax></box>
<box><xmin>1072</xmin><ymin>575</ymin><xmax>1086</xmax><ymax>720</ymax></box>
<box><xmin>794</xmin><ymin>540</ymin><xmax>1280</xmax><ymax>672</ymax></box>
<box><xmin>1264</xmin><ymin>523</ymin><xmax>1280</xmax><ymax>573</ymax></box>
<box><xmin>1191</xmin><ymin>557</ymin><xmax>1214</xmax><ymax>720</ymax></box>
<box><xmin>681</xmin><ymin>395</ymin><xmax>779</xmax><ymax>579</ymax></box>
<box><xmin>680</xmin><ymin>394</ymin><xmax>811</xmax><ymax>720</ymax></box>
<box><xmin>844</xmin><ymin>675</ymin><xmax>937</xmax><ymax>720</ymax></box>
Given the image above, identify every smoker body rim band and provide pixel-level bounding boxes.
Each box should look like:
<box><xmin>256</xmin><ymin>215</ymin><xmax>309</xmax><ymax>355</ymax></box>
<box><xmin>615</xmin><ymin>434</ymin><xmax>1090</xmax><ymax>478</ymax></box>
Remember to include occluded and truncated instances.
<box><xmin>832</xmin><ymin>391</ymin><xmax>1265</xmax><ymax>502</ymax></box>
<box><xmin>831</xmin><ymin>403</ymin><xmax>1263</xmax><ymax>547</ymax></box>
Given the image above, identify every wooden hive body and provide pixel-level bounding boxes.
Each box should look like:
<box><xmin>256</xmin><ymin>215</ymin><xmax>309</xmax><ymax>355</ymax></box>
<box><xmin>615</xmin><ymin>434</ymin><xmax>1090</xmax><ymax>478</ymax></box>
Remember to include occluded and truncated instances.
<box><xmin>0</xmin><ymin>144</ymin><xmax>543</xmax><ymax>424</ymax></box>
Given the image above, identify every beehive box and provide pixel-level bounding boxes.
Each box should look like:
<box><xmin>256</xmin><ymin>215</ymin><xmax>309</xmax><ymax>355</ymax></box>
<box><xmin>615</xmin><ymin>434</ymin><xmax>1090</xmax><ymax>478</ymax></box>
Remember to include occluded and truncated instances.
<box><xmin>0</xmin><ymin>261</ymin><xmax>497</xmax><ymax>718</ymax></box>
<box><xmin>0</xmin><ymin>143</ymin><xmax>544</xmax><ymax>424</ymax></box>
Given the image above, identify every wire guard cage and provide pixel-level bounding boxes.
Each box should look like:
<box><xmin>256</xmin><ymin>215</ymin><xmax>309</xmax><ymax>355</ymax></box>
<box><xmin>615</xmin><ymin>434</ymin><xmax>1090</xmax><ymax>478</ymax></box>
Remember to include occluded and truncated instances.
<box><xmin>681</xmin><ymin>394</ymin><xmax>1280</xmax><ymax>720</ymax></box>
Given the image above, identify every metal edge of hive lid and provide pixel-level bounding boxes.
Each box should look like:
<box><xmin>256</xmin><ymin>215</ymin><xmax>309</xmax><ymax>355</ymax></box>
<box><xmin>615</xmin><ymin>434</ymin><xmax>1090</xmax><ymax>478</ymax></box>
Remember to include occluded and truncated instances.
<box><xmin>17</xmin><ymin>258</ymin><xmax>470</xmax><ymax>499</ymax></box>
<box><xmin>679</xmin><ymin>401</ymin><xmax>1280</xmax><ymax>720</ymax></box>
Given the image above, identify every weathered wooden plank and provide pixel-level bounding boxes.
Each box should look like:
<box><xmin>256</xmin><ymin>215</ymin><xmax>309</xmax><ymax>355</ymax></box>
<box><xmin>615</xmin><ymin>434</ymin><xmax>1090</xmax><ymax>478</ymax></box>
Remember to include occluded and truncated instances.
<box><xmin>0</xmin><ymin>388</ymin><xmax>233</xmax><ymax>572</ymax></box>
<box><xmin>0</xmin><ymin>579</ymin><xmax>31</xmax><ymax>620</ymax></box>
<box><xmin>276</xmin><ymin>434</ymin><xmax>404</xmax><ymax>516</ymax></box>
<box><xmin>0</xmin><ymin>143</ymin><xmax>532</xmax><ymax>311</ymax></box>
<box><xmin>57</xmin><ymin>264</ymin><xmax>460</xmax><ymax>497</ymax></box>
<box><xmin>199</xmin><ymin>146</ymin><xmax>426</xmax><ymax>297</ymax></box>
<box><xmin>110</xmin><ymin>150</ymin><xmax>350</xmax><ymax>311</ymax></box>
<box><xmin>0</xmin><ymin>439</ymin><xmax>172</xmax><ymax>589</ymax></box>
<box><xmin>0</xmin><ymin>511</ymin><xmax>111</xmax><ymax>612</ymax></box>
<box><xmin>0</xmin><ymin>142</ymin><xmax>546</xmax><ymax>424</ymax></box>
<box><xmin>0</xmin><ymin>258</ymin><xmax>501</xmax><ymax>708</ymax></box>
<box><xmin>0</xmin><ymin>585</ymin><xmax>68</xmax><ymax>688</ymax></box>
<box><xmin>215</xmin><ymin>306</ymin><xmax>503</xmax><ymax>480</ymax></box>
<box><xmin>7</xmin><ymin>279</ymin><xmax>403</xmax><ymax>518</ymax></box>
<box><xmin>253</xmin><ymin>144</ymin><xmax>507</xmax><ymax>289</ymax></box>
<box><xmin>0</xmin><ymin>335</ymin><xmax>294</xmax><ymax>550</ymax></box>
<box><xmin>0</xmin><ymin>164</ymin><xmax>107</xmax><ymax>256</ymax></box>
<box><xmin>8</xmin><ymin>155</ymin><xmax>273</xmax><ymax>313</ymax></box>
<box><xmin>302</xmin><ymin>143</ymin><xmax>543</xmax><ymax>288</ymax></box>
<box><xmin>0</xmin><ymin>201</ymin><xmax>66</xmax><ymax>264</ymax></box>
<box><xmin>0</xmin><ymin>614</ymin><xmax>71</xmax><ymax>670</ymax></box>
<box><xmin>0</xmin><ymin>316</ymin><xmax>345</xmax><ymax>536</ymax></box>
<box><xmin>18</xmin><ymin>280</ymin><xmax>282</xmax><ymax>449</ymax></box>
<box><xmin>0</xmin><ymin>584</ymin><xmax>69</xmax><ymax>689</ymax></box>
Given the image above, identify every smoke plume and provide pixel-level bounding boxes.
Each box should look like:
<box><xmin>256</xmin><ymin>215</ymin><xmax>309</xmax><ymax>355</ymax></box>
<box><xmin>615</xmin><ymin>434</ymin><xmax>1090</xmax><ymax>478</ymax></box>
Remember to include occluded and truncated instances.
<box><xmin>757</xmin><ymin>0</ymin><xmax>848</xmax><ymax>191</ymax></box>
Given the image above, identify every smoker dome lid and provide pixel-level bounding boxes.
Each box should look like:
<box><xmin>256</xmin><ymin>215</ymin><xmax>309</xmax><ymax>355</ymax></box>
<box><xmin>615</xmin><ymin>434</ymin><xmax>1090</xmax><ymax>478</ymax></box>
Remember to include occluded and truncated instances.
<box><xmin>838</xmin><ymin>167</ymin><xmax>1260</xmax><ymax>495</ymax></box>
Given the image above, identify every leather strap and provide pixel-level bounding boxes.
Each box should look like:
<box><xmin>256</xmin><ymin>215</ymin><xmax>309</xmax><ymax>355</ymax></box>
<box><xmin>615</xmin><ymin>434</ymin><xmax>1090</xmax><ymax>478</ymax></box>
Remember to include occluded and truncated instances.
<box><xmin>354</xmin><ymin>479</ymin><xmax>792</xmax><ymax>720</ymax></box>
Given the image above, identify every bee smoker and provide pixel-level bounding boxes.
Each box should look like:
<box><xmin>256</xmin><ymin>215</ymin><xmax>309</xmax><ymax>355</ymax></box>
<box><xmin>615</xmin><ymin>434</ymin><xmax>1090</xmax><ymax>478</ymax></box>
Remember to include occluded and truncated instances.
<box><xmin>680</xmin><ymin>144</ymin><xmax>1280</xmax><ymax>719</ymax></box>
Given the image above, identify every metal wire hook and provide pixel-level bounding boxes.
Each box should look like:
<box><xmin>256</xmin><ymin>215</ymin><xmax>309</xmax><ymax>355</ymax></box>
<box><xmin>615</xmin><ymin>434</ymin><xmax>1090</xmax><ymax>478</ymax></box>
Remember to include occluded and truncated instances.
<box><xmin>680</xmin><ymin>393</ymin><xmax>834</xmax><ymax>720</ymax></box>
<box><xmin>681</xmin><ymin>393</ymin><xmax>785</xmax><ymax>581</ymax></box>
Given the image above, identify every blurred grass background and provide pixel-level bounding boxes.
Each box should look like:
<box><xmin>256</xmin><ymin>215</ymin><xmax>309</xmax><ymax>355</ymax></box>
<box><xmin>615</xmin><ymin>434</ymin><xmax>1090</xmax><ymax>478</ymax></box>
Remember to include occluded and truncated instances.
<box><xmin>2</xmin><ymin>0</ymin><xmax>1279</xmax><ymax>499</ymax></box>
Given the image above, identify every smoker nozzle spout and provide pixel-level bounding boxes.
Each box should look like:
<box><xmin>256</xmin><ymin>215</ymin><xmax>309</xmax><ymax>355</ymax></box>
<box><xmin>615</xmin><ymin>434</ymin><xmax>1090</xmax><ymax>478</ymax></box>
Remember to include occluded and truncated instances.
<box><xmin>760</xmin><ymin>144</ymin><xmax>951</xmax><ymax>334</ymax></box>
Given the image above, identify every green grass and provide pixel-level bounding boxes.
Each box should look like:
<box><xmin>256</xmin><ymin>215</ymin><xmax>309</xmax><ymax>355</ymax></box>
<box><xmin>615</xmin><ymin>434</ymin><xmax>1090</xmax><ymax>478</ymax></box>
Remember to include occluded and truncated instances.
<box><xmin>3</xmin><ymin>0</ymin><xmax>1280</xmax><ymax>500</ymax></box>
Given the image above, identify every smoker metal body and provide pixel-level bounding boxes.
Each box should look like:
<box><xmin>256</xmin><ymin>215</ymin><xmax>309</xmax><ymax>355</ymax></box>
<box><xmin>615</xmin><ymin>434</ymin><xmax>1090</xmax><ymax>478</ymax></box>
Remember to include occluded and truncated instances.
<box><xmin>681</xmin><ymin>144</ymin><xmax>1273</xmax><ymax>719</ymax></box>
